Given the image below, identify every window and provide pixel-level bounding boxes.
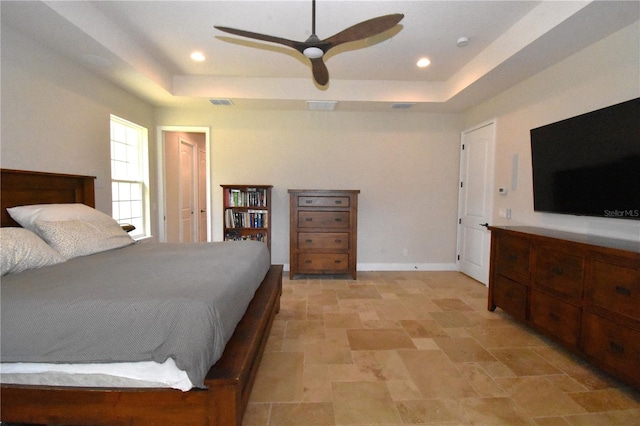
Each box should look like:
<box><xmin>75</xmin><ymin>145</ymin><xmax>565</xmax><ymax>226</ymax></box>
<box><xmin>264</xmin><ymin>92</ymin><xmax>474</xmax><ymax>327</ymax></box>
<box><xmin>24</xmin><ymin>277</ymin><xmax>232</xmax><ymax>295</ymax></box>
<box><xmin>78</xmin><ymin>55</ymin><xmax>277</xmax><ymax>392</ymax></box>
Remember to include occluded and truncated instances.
<box><xmin>110</xmin><ymin>115</ymin><xmax>149</xmax><ymax>239</ymax></box>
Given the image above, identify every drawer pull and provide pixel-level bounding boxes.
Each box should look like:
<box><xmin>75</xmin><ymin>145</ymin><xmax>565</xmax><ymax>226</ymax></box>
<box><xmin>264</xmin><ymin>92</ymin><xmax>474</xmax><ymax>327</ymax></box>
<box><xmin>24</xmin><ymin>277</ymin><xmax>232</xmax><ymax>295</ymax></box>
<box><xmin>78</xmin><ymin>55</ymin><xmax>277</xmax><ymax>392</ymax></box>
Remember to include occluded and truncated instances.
<box><xmin>508</xmin><ymin>254</ymin><xmax>518</xmax><ymax>261</ymax></box>
<box><xmin>305</xmin><ymin>200</ymin><xmax>313</xmax><ymax>204</ymax></box>
<box><xmin>335</xmin><ymin>200</ymin><xmax>342</xmax><ymax>204</ymax></box>
<box><xmin>305</xmin><ymin>218</ymin><xmax>313</xmax><ymax>222</ymax></box>
<box><xmin>334</xmin><ymin>260</ymin><xmax>342</xmax><ymax>264</ymax></box>
<box><xmin>548</xmin><ymin>312</ymin><xmax>560</xmax><ymax>321</ymax></box>
<box><xmin>305</xmin><ymin>260</ymin><xmax>312</xmax><ymax>264</ymax></box>
<box><xmin>335</xmin><ymin>239</ymin><xmax>342</xmax><ymax>243</ymax></box>
<box><xmin>615</xmin><ymin>286</ymin><xmax>631</xmax><ymax>297</ymax></box>
<box><xmin>335</xmin><ymin>218</ymin><xmax>342</xmax><ymax>222</ymax></box>
<box><xmin>551</xmin><ymin>267</ymin><xmax>563</xmax><ymax>275</ymax></box>
<box><xmin>305</xmin><ymin>239</ymin><xmax>313</xmax><ymax>243</ymax></box>
<box><xmin>609</xmin><ymin>341</ymin><xmax>625</xmax><ymax>354</ymax></box>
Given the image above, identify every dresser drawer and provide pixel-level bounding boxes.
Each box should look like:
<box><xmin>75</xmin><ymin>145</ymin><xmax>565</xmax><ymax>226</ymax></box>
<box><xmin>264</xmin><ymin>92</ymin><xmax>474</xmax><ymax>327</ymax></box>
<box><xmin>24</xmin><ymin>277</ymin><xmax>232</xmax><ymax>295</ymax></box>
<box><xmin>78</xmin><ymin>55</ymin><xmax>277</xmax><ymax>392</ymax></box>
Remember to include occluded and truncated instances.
<box><xmin>581</xmin><ymin>311</ymin><xmax>640</xmax><ymax>383</ymax></box>
<box><xmin>531</xmin><ymin>290</ymin><xmax>581</xmax><ymax>347</ymax></box>
<box><xmin>297</xmin><ymin>254</ymin><xmax>349</xmax><ymax>273</ymax></box>
<box><xmin>298</xmin><ymin>232</ymin><xmax>349</xmax><ymax>250</ymax></box>
<box><xmin>298</xmin><ymin>211</ymin><xmax>350</xmax><ymax>228</ymax></box>
<box><xmin>298</xmin><ymin>196</ymin><xmax>350</xmax><ymax>207</ymax></box>
<box><xmin>585</xmin><ymin>260</ymin><xmax>640</xmax><ymax>322</ymax></box>
<box><xmin>492</xmin><ymin>274</ymin><xmax>527</xmax><ymax>321</ymax></box>
<box><xmin>495</xmin><ymin>233</ymin><xmax>531</xmax><ymax>283</ymax></box>
<box><xmin>534</xmin><ymin>248</ymin><xmax>584</xmax><ymax>299</ymax></box>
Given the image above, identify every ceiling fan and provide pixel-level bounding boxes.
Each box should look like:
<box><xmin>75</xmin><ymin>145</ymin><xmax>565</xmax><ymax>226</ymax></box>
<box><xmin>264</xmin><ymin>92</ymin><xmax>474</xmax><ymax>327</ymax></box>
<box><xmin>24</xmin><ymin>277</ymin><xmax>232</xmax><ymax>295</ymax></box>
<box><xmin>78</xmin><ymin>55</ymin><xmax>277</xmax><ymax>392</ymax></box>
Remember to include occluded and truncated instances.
<box><xmin>214</xmin><ymin>0</ymin><xmax>404</xmax><ymax>86</ymax></box>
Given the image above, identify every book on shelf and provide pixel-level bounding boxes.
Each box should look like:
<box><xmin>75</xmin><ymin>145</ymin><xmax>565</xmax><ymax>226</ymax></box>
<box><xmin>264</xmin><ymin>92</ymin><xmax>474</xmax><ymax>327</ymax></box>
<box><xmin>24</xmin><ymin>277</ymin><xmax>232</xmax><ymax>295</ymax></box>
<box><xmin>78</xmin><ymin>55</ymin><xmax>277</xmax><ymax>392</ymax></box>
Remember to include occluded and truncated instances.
<box><xmin>224</xmin><ymin>209</ymin><xmax>268</xmax><ymax>229</ymax></box>
<box><xmin>227</xmin><ymin>188</ymin><xmax>268</xmax><ymax>207</ymax></box>
<box><xmin>224</xmin><ymin>230</ymin><xmax>268</xmax><ymax>245</ymax></box>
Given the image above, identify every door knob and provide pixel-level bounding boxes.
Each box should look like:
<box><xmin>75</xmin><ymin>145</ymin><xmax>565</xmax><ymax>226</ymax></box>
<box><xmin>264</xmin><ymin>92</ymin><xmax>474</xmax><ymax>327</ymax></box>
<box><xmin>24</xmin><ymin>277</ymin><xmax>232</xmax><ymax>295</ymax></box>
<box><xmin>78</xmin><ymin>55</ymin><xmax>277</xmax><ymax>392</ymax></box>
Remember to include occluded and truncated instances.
<box><xmin>480</xmin><ymin>223</ymin><xmax>489</xmax><ymax>228</ymax></box>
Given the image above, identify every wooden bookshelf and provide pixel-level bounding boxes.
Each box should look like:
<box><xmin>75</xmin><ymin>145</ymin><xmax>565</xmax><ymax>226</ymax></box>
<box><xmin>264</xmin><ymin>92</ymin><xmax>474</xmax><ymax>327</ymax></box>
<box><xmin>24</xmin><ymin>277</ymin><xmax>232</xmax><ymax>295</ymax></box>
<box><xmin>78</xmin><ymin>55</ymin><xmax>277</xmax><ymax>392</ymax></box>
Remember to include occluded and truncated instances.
<box><xmin>221</xmin><ymin>185</ymin><xmax>272</xmax><ymax>252</ymax></box>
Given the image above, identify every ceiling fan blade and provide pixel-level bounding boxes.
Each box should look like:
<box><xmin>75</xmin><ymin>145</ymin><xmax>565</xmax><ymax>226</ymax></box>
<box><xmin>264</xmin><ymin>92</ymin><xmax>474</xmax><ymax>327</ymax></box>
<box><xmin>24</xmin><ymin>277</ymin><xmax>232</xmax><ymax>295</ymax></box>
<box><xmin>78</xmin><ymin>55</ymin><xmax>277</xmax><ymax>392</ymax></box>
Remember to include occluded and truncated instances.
<box><xmin>323</xmin><ymin>14</ymin><xmax>404</xmax><ymax>48</ymax></box>
<box><xmin>310</xmin><ymin>57</ymin><xmax>329</xmax><ymax>86</ymax></box>
<box><xmin>215</xmin><ymin>4</ymin><xmax>403</xmax><ymax>88</ymax></box>
<box><xmin>215</xmin><ymin>26</ymin><xmax>301</xmax><ymax>50</ymax></box>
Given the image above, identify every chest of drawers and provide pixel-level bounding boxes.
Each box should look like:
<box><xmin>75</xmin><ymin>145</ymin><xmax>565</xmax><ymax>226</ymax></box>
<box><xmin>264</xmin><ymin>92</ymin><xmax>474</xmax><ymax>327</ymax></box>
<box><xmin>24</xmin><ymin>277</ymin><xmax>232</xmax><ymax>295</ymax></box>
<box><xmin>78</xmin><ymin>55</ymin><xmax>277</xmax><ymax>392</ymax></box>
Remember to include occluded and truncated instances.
<box><xmin>488</xmin><ymin>226</ymin><xmax>640</xmax><ymax>389</ymax></box>
<box><xmin>289</xmin><ymin>189</ymin><xmax>359</xmax><ymax>279</ymax></box>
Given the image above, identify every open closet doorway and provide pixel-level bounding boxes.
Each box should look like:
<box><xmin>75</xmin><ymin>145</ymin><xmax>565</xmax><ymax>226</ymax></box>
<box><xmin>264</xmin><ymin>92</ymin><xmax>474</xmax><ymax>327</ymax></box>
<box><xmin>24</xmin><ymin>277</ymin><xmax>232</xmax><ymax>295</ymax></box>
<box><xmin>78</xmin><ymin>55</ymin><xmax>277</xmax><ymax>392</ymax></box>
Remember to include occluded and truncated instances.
<box><xmin>157</xmin><ymin>126</ymin><xmax>211</xmax><ymax>243</ymax></box>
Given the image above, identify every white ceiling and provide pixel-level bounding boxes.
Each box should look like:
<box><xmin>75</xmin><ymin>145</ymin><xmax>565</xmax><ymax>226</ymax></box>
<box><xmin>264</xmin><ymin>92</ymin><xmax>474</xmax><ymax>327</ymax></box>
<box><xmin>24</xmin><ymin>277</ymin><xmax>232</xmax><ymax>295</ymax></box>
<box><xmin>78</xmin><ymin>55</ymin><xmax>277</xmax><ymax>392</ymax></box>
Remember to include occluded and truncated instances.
<box><xmin>2</xmin><ymin>1</ymin><xmax>638</xmax><ymax>112</ymax></box>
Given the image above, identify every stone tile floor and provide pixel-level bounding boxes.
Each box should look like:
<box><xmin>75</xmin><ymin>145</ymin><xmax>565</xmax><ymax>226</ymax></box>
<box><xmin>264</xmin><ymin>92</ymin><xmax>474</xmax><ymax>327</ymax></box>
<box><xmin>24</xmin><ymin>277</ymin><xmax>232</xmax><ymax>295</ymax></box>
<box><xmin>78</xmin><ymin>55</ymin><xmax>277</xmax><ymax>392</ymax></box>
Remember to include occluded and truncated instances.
<box><xmin>244</xmin><ymin>271</ymin><xmax>640</xmax><ymax>425</ymax></box>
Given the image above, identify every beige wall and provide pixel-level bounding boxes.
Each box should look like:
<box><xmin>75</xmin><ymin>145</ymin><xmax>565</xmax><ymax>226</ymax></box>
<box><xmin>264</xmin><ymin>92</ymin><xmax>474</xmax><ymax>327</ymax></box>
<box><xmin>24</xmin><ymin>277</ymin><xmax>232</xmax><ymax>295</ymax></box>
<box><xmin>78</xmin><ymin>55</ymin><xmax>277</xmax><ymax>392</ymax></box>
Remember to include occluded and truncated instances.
<box><xmin>0</xmin><ymin>25</ymin><xmax>157</xmax><ymax>233</ymax></box>
<box><xmin>464</xmin><ymin>22</ymin><xmax>640</xmax><ymax>241</ymax></box>
<box><xmin>155</xmin><ymin>108</ymin><xmax>464</xmax><ymax>268</ymax></box>
<box><xmin>2</xmin><ymin>18</ymin><xmax>638</xmax><ymax>271</ymax></box>
<box><xmin>1</xmin><ymin>22</ymin><xmax>463</xmax><ymax>270</ymax></box>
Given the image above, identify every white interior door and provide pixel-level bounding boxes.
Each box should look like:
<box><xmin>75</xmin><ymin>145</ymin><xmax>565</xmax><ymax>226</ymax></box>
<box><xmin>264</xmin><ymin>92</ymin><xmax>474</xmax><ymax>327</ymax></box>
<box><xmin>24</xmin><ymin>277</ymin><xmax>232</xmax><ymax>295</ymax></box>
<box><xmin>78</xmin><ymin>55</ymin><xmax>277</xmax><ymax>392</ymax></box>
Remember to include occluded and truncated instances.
<box><xmin>457</xmin><ymin>121</ymin><xmax>495</xmax><ymax>285</ymax></box>
<box><xmin>179</xmin><ymin>139</ymin><xmax>197</xmax><ymax>243</ymax></box>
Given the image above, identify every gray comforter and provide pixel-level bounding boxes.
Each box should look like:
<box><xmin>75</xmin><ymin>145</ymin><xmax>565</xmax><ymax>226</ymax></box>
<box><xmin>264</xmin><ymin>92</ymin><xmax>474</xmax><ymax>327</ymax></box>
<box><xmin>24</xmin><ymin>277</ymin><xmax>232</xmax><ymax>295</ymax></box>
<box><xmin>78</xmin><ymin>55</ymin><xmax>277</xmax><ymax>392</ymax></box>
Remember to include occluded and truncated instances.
<box><xmin>0</xmin><ymin>241</ymin><xmax>270</xmax><ymax>388</ymax></box>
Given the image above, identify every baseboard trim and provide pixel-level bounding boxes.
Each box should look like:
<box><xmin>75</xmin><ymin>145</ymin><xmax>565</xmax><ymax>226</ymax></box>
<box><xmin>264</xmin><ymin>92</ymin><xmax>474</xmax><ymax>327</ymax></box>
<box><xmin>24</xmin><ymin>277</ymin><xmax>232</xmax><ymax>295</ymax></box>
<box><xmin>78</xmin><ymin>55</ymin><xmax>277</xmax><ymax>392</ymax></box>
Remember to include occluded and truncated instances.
<box><xmin>358</xmin><ymin>263</ymin><xmax>459</xmax><ymax>271</ymax></box>
<box><xmin>283</xmin><ymin>263</ymin><xmax>458</xmax><ymax>272</ymax></box>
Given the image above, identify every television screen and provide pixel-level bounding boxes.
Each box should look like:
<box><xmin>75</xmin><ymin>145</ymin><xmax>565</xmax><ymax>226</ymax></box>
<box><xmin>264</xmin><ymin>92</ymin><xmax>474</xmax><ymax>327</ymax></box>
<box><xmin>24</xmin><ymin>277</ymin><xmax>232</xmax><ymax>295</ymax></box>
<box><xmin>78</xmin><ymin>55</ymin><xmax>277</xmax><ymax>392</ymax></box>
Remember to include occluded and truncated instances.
<box><xmin>530</xmin><ymin>98</ymin><xmax>640</xmax><ymax>220</ymax></box>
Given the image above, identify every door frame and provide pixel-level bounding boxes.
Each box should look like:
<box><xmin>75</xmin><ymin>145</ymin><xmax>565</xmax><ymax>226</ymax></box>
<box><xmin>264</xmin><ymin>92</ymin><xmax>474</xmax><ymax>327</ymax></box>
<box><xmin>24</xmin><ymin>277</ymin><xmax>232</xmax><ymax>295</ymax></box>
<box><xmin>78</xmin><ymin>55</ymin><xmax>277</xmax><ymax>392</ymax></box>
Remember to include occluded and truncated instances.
<box><xmin>157</xmin><ymin>126</ymin><xmax>211</xmax><ymax>242</ymax></box>
<box><xmin>456</xmin><ymin>119</ymin><xmax>496</xmax><ymax>285</ymax></box>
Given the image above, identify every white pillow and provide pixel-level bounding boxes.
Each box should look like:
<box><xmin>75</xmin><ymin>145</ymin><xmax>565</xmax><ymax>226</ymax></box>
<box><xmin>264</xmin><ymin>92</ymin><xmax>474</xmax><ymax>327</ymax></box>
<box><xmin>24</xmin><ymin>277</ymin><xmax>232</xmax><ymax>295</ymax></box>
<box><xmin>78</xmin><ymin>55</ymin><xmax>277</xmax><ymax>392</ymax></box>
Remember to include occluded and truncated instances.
<box><xmin>0</xmin><ymin>227</ymin><xmax>66</xmax><ymax>276</ymax></box>
<box><xmin>34</xmin><ymin>219</ymin><xmax>135</xmax><ymax>259</ymax></box>
<box><xmin>7</xmin><ymin>203</ymin><xmax>116</xmax><ymax>233</ymax></box>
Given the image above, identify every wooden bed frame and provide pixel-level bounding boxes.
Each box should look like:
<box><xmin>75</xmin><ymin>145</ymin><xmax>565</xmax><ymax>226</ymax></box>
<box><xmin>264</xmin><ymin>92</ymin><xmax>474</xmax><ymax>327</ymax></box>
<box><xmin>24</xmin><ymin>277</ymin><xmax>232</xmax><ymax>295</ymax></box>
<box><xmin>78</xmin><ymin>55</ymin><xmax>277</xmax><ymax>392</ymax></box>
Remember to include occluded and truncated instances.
<box><xmin>0</xmin><ymin>168</ymin><xmax>283</xmax><ymax>425</ymax></box>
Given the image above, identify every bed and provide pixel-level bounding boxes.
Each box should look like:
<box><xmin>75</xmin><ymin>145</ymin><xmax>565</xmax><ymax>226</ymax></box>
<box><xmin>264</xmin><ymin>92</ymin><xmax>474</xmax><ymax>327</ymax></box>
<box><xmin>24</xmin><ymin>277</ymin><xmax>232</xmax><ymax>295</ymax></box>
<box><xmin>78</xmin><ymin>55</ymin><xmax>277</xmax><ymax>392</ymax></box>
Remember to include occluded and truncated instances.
<box><xmin>0</xmin><ymin>168</ymin><xmax>283</xmax><ymax>425</ymax></box>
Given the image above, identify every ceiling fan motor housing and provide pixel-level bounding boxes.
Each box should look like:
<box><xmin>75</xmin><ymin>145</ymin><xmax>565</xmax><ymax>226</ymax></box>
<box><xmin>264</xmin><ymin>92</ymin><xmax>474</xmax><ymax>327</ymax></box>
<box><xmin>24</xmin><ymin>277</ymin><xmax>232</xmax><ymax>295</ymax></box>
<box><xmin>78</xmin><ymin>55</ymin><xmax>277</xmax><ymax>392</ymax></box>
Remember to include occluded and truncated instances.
<box><xmin>303</xmin><ymin>46</ymin><xmax>324</xmax><ymax>59</ymax></box>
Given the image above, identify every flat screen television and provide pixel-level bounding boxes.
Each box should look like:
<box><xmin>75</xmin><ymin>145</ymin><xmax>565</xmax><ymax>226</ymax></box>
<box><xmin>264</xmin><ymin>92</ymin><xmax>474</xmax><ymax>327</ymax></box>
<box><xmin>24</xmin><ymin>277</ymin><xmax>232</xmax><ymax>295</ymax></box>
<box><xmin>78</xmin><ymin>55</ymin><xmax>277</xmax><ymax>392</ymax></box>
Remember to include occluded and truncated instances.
<box><xmin>530</xmin><ymin>97</ymin><xmax>640</xmax><ymax>220</ymax></box>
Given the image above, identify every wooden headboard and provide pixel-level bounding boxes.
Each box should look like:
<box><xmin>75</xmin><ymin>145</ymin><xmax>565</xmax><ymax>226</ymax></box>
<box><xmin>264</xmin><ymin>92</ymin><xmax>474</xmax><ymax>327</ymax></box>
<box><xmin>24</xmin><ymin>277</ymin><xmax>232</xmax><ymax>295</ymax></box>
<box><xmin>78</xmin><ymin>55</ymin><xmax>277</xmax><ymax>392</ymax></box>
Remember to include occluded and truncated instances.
<box><xmin>1</xmin><ymin>169</ymin><xmax>96</xmax><ymax>227</ymax></box>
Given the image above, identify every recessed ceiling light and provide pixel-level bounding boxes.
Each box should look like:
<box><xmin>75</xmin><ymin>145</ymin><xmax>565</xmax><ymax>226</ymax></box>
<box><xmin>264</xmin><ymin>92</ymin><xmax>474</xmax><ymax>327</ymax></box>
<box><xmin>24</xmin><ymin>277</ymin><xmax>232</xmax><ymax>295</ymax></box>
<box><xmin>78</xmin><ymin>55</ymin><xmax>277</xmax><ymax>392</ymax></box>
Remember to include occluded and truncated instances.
<box><xmin>191</xmin><ymin>51</ymin><xmax>206</xmax><ymax>62</ymax></box>
<box><xmin>416</xmin><ymin>57</ymin><xmax>431</xmax><ymax>68</ymax></box>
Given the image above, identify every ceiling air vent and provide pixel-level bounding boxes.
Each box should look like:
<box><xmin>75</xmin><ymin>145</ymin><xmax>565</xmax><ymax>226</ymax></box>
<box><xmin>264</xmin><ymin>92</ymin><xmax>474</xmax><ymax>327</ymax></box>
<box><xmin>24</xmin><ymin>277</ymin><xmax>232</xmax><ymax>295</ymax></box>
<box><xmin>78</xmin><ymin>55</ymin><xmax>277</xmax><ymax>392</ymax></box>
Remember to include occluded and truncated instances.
<box><xmin>209</xmin><ymin>99</ymin><xmax>233</xmax><ymax>106</ymax></box>
<box><xmin>307</xmin><ymin>101</ymin><xmax>338</xmax><ymax>111</ymax></box>
<box><xmin>391</xmin><ymin>102</ymin><xmax>416</xmax><ymax>110</ymax></box>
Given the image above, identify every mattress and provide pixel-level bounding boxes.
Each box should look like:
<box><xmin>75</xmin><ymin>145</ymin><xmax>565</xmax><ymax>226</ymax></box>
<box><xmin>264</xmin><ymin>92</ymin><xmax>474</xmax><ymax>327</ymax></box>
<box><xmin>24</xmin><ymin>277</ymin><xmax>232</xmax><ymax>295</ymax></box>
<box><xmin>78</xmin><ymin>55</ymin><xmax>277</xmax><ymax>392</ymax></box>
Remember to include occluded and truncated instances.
<box><xmin>0</xmin><ymin>240</ymin><xmax>270</xmax><ymax>389</ymax></box>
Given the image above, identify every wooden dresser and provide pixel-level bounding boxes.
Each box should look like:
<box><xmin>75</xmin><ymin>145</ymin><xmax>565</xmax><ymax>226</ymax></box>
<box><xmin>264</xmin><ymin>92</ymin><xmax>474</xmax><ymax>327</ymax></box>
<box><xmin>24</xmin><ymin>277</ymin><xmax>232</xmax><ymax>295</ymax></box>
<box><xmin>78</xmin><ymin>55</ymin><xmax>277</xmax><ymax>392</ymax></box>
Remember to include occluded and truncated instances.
<box><xmin>289</xmin><ymin>189</ymin><xmax>359</xmax><ymax>279</ymax></box>
<box><xmin>488</xmin><ymin>226</ymin><xmax>640</xmax><ymax>388</ymax></box>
